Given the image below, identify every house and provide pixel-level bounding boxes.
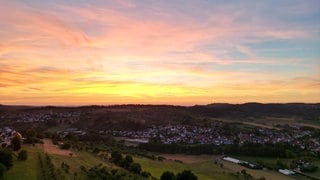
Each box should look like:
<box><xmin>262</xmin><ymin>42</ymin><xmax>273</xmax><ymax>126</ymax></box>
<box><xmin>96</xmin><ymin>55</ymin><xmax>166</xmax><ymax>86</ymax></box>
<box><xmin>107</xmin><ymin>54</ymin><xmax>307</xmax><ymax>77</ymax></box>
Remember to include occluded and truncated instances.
<box><xmin>278</xmin><ymin>169</ymin><xmax>295</xmax><ymax>176</ymax></box>
<box><xmin>223</xmin><ymin>157</ymin><xmax>241</xmax><ymax>164</ymax></box>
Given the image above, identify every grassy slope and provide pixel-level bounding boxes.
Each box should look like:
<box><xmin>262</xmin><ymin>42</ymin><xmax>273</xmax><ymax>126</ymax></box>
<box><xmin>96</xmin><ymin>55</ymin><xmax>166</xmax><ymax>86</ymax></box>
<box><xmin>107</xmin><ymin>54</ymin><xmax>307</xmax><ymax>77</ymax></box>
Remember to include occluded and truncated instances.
<box><xmin>3</xmin><ymin>145</ymin><xmax>41</xmax><ymax>180</ymax></box>
<box><xmin>49</xmin><ymin>151</ymin><xmax>114</xmax><ymax>180</ymax></box>
<box><xmin>3</xmin><ymin>145</ymin><xmax>112</xmax><ymax>180</ymax></box>
<box><xmin>5</xmin><ymin>144</ymin><xmax>315</xmax><ymax>180</ymax></box>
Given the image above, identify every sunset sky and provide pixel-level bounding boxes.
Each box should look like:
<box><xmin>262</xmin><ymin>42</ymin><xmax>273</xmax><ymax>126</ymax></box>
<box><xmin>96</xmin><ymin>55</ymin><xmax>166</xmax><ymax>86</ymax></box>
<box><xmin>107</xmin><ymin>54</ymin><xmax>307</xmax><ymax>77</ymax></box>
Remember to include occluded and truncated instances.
<box><xmin>0</xmin><ymin>0</ymin><xmax>319</xmax><ymax>105</ymax></box>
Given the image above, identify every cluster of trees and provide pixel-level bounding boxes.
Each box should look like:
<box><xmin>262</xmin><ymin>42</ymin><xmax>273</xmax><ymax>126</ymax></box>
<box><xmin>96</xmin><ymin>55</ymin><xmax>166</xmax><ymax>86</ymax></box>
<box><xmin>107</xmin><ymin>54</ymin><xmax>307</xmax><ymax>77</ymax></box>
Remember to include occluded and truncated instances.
<box><xmin>160</xmin><ymin>170</ymin><xmax>197</xmax><ymax>180</ymax></box>
<box><xmin>140</xmin><ymin>142</ymin><xmax>307</xmax><ymax>158</ymax></box>
<box><xmin>110</xmin><ymin>151</ymin><xmax>150</xmax><ymax>177</ymax></box>
<box><xmin>23</xmin><ymin>129</ymin><xmax>41</xmax><ymax>144</ymax></box>
<box><xmin>86</xmin><ymin>164</ymin><xmax>147</xmax><ymax>180</ymax></box>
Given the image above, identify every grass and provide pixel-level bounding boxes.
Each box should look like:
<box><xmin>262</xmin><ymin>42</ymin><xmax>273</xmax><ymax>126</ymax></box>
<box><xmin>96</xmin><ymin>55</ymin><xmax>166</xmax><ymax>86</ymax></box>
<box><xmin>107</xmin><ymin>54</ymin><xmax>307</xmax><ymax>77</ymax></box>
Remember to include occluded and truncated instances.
<box><xmin>134</xmin><ymin>156</ymin><xmax>235</xmax><ymax>180</ymax></box>
<box><xmin>3</xmin><ymin>145</ymin><xmax>42</xmax><ymax>180</ymax></box>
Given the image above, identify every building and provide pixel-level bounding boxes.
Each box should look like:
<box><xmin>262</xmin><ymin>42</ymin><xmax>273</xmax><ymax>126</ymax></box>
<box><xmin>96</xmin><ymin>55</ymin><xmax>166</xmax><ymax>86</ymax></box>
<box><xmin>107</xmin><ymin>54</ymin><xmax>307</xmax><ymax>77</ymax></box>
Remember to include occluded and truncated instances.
<box><xmin>223</xmin><ymin>157</ymin><xmax>241</xmax><ymax>164</ymax></box>
<box><xmin>278</xmin><ymin>169</ymin><xmax>295</xmax><ymax>176</ymax></box>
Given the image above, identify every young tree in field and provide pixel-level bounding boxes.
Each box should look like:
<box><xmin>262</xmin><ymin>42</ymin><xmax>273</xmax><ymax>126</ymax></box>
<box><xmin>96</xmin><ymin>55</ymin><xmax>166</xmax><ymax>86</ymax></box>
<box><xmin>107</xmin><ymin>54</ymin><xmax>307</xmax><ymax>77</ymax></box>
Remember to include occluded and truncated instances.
<box><xmin>160</xmin><ymin>171</ymin><xmax>176</xmax><ymax>180</ymax></box>
<box><xmin>18</xmin><ymin>150</ymin><xmax>28</xmax><ymax>161</ymax></box>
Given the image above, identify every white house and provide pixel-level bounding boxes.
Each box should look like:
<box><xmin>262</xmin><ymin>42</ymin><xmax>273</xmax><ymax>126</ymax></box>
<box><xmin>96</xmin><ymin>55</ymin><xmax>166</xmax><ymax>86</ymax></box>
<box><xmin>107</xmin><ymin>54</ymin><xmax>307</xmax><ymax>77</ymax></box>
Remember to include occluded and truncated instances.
<box><xmin>278</xmin><ymin>169</ymin><xmax>295</xmax><ymax>176</ymax></box>
<box><xmin>223</xmin><ymin>157</ymin><xmax>241</xmax><ymax>164</ymax></box>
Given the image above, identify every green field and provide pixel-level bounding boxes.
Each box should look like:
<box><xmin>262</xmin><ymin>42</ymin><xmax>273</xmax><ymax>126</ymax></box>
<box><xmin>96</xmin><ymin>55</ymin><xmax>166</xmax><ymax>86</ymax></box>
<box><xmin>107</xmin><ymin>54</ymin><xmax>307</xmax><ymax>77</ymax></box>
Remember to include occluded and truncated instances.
<box><xmin>134</xmin><ymin>156</ymin><xmax>235</xmax><ymax>180</ymax></box>
<box><xmin>3</xmin><ymin>145</ymin><xmax>41</xmax><ymax>180</ymax></box>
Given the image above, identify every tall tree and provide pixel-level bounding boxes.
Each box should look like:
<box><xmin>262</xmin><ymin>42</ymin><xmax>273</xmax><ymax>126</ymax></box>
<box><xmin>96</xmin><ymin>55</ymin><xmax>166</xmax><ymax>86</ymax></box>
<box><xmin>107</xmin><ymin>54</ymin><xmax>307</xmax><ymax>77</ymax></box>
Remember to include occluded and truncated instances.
<box><xmin>11</xmin><ymin>134</ymin><xmax>22</xmax><ymax>151</ymax></box>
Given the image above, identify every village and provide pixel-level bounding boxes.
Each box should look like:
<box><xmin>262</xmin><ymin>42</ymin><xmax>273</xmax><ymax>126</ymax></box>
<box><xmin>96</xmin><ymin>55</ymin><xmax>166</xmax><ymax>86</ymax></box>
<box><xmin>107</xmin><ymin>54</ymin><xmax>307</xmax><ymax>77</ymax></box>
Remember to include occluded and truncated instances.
<box><xmin>1</xmin><ymin>109</ymin><xmax>319</xmax><ymax>153</ymax></box>
<box><xmin>100</xmin><ymin>124</ymin><xmax>320</xmax><ymax>152</ymax></box>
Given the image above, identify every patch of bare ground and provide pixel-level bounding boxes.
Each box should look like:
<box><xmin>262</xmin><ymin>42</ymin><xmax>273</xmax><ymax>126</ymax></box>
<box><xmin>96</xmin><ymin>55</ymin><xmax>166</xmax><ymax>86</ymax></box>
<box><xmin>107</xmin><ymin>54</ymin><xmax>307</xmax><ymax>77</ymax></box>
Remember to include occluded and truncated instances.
<box><xmin>40</xmin><ymin>138</ymin><xmax>76</xmax><ymax>157</ymax></box>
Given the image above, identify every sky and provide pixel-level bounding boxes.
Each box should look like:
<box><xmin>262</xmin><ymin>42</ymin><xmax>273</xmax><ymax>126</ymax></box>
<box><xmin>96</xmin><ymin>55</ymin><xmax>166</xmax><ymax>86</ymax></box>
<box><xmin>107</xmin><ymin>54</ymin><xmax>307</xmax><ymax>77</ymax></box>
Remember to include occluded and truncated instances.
<box><xmin>0</xmin><ymin>0</ymin><xmax>319</xmax><ymax>105</ymax></box>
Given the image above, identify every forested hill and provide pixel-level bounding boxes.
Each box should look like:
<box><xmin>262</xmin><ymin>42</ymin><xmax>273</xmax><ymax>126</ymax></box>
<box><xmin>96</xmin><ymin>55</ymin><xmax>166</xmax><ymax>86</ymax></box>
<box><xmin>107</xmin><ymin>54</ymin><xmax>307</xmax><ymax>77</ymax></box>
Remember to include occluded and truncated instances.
<box><xmin>190</xmin><ymin>103</ymin><xmax>320</xmax><ymax>120</ymax></box>
<box><xmin>0</xmin><ymin>103</ymin><xmax>319</xmax><ymax>130</ymax></box>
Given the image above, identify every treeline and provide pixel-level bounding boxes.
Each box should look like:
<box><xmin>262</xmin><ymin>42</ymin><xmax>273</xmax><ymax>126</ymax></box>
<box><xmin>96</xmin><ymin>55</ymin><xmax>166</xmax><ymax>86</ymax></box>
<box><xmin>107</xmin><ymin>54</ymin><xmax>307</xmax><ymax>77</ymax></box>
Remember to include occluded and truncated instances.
<box><xmin>160</xmin><ymin>170</ymin><xmax>198</xmax><ymax>180</ymax></box>
<box><xmin>83</xmin><ymin>164</ymin><xmax>148</xmax><ymax>180</ymax></box>
<box><xmin>139</xmin><ymin>142</ymin><xmax>310</xmax><ymax>158</ymax></box>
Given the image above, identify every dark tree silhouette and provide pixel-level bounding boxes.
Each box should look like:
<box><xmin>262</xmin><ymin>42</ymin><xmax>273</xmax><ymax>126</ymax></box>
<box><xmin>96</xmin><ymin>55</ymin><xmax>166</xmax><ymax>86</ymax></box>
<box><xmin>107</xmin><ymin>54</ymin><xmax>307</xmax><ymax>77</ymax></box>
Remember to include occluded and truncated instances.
<box><xmin>161</xmin><ymin>171</ymin><xmax>176</xmax><ymax>180</ymax></box>
<box><xmin>176</xmin><ymin>170</ymin><xmax>197</xmax><ymax>180</ymax></box>
<box><xmin>11</xmin><ymin>134</ymin><xmax>22</xmax><ymax>151</ymax></box>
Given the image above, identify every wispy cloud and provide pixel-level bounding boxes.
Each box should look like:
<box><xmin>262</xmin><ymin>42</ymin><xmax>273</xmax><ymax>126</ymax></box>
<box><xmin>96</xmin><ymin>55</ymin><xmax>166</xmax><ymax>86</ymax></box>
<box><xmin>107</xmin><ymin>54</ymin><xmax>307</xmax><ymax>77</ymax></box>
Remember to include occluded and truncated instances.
<box><xmin>0</xmin><ymin>0</ymin><xmax>319</xmax><ymax>105</ymax></box>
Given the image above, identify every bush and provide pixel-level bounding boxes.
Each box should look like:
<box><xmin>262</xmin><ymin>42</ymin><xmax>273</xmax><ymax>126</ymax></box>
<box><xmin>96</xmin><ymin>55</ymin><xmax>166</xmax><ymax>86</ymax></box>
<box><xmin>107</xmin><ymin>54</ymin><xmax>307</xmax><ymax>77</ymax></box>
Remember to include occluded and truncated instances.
<box><xmin>110</xmin><ymin>151</ymin><xmax>122</xmax><ymax>164</ymax></box>
<box><xmin>60</xmin><ymin>143</ymin><xmax>71</xmax><ymax>150</ymax></box>
<box><xmin>18</xmin><ymin>150</ymin><xmax>28</xmax><ymax>161</ymax></box>
<box><xmin>122</xmin><ymin>155</ymin><xmax>133</xmax><ymax>168</ymax></box>
<box><xmin>128</xmin><ymin>162</ymin><xmax>141</xmax><ymax>174</ymax></box>
<box><xmin>0</xmin><ymin>150</ymin><xmax>13</xmax><ymax>169</ymax></box>
<box><xmin>141</xmin><ymin>171</ymin><xmax>151</xmax><ymax>178</ymax></box>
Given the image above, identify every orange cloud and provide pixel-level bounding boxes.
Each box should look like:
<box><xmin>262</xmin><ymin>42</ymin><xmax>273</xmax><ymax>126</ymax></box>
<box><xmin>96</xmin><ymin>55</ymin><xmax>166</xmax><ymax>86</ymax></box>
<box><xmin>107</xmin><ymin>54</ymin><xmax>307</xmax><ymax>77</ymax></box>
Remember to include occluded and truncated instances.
<box><xmin>0</xmin><ymin>1</ymin><xmax>318</xmax><ymax>105</ymax></box>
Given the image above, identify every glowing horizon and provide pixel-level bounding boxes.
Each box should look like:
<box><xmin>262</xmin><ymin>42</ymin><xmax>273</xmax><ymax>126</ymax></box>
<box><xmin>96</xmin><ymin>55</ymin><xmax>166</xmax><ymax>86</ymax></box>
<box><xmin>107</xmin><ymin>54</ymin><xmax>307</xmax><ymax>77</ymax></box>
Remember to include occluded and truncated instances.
<box><xmin>0</xmin><ymin>0</ymin><xmax>319</xmax><ymax>105</ymax></box>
